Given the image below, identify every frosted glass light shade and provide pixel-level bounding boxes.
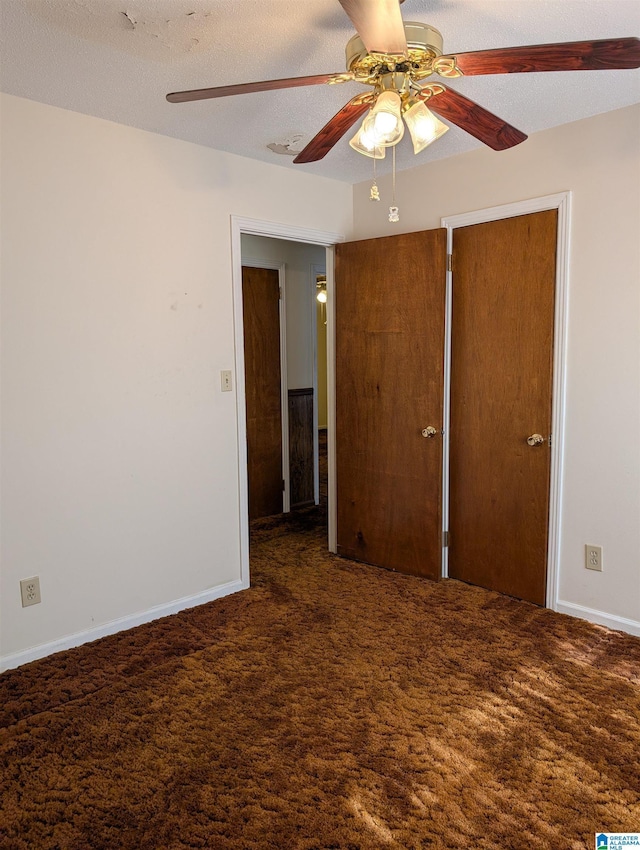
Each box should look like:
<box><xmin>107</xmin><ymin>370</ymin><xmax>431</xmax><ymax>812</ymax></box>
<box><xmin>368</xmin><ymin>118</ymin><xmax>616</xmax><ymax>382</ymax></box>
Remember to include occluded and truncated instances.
<box><xmin>403</xmin><ymin>100</ymin><xmax>449</xmax><ymax>154</ymax></box>
<box><xmin>362</xmin><ymin>91</ymin><xmax>404</xmax><ymax>147</ymax></box>
<box><xmin>349</xmin><ymin>124</ymin><xmax>386</xmax><ymax>158</ymax></box>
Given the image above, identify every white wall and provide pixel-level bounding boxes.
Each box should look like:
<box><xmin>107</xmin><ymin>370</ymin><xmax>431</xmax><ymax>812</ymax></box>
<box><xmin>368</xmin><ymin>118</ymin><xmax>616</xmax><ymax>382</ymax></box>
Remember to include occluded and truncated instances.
<box><xmin>0</xmin><ymin>93</ymin><xmax>352</xmax><ymax>667</ymax></box>
<box><xmin>240</xmin><ymin>235</ymin><xmax>325</xmax><ymax>390</ymax></box>
<box><xmin>2</xmin><ymin>92</ymin><xmax>637</xmax><ymax>668</ymax></box>
<box><xmin>353</xmin><ymin>104</ymin><xmax>640</xmax><ymax>632</ymax></box>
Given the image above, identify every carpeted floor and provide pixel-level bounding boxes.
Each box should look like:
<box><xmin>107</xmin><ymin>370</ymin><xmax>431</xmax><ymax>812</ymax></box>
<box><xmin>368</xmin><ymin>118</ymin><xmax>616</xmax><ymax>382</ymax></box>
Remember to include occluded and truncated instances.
<box><xmin>1</xmin><ymin>503</ymin><xmax>639</xmax><ymax>850</ymax></box>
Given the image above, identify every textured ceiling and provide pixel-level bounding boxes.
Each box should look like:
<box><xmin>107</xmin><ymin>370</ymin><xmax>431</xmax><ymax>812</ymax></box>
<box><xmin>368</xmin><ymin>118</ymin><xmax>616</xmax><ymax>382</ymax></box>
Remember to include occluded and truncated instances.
<box><xmin>1</xmin><ymin>0</ymin><xmax>639</xmax><ymax>183</ymax></box>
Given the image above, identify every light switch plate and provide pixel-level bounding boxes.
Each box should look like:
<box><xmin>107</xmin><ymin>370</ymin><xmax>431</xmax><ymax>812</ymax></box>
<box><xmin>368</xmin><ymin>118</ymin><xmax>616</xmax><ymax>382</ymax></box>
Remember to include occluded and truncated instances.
<box><xmin>221</xmin><ymin>370</ymin><xmax>233</xmax><ymax>392</ymax></box>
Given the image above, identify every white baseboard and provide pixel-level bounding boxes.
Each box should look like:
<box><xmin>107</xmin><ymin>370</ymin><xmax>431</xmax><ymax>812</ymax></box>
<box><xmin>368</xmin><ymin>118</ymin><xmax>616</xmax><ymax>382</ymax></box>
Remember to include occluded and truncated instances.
<box><xmin>0</xmin><ymin>578</ymin><xmax>248</xmax><ymax>673</ymax></box>
<box><xmin>555</xmin><ymin>600</ymin><xmax>640</xmax><ymax>637</ymax></box>
<box><xmin>3</xmin><ymin>585</ymin><xmax>635</xmax><ymax>673</ymax></box>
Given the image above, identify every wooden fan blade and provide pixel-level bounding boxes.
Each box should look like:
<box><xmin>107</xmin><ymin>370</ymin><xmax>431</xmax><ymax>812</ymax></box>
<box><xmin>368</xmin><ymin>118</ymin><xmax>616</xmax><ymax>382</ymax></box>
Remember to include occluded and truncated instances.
<box><xmin>426</xmin><ymin>87</ymin><xmax>527</xmax><ymax>151</ymax></box>
<box><xmin>167</xmin><ymin>73</ymin><xmax>347</xmax><ymax>103</ymax></box>
<box><xmin>293</xmin><ymin>95</ymin><xmax>375</xmax><ymax>164</ymax></box>
<box><xmin>338</xmin><ymin>0</ymin><xmax>407</xmax><ymax>55</ymax></box>
<box><xmin>444</xmin><ymin>37</ymin><xmax>640</xmax><ymax>76</ymax></box>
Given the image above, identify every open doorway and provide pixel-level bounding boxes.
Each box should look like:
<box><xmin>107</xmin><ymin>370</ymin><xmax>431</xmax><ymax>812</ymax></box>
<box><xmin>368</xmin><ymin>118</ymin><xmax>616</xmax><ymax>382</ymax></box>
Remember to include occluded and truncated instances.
<box><xmin>232</xmin><ymin>217</ymin><xmax>342</xmax><ymax>587</ymax></box>
<box><xmin>241</xmin><ymin>234</ymin><xmax>326</xmax><ymax>517</ymax></box>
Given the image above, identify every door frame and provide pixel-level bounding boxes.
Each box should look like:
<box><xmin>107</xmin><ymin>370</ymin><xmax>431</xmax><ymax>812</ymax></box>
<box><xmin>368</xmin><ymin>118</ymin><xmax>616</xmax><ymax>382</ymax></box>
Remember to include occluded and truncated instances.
<box><xmin>441</xmin><ymin>192</ymin><xmax>572</xmax><ymax>611</ymax></box>
<box><xmin>241</xmin><ymin>258</ymin><xmax>289</xmax><ymax>513</ymax></box>
<box><xmin>231</xmin><ymin>217</ymin><xmax>344</xmax><ymax>587</ymax></box>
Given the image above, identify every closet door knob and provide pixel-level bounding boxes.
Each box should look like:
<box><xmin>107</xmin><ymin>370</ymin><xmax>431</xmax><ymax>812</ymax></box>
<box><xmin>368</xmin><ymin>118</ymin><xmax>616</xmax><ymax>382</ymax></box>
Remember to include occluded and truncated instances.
<box><xmin>422</xmin><ymin>426</ymin><xmax>438</xmax><ymax>438</ymax></box>
<box><xmin>527</xmin><ymin>433</ymin><xmax>545</xmax><ymax>446</ymax></box>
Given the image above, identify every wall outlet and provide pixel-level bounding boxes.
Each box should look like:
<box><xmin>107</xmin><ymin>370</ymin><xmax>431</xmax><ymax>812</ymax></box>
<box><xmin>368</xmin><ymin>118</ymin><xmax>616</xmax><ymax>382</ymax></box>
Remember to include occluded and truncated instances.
<box><xmin>585</xmin><ymin>545</ymin><xmax>603</xmax><ymax>572</ymax></box>
<box><xmin>20</xmin><ymin>576</ymin><xmax>41</xmax><ymax>607</ymax></box>
<box><xmin>220</xmin><ymin>370</ymin><xmax>233</xmax><ymax>392</ymax></box>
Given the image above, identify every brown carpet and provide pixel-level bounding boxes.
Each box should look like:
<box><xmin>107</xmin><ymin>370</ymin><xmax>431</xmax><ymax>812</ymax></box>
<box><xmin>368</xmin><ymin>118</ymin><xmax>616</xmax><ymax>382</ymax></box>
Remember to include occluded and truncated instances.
<box><xmin>1</xmin><ymin>507</ymin><xmax>639</xmax><ymax>850</ymax></box>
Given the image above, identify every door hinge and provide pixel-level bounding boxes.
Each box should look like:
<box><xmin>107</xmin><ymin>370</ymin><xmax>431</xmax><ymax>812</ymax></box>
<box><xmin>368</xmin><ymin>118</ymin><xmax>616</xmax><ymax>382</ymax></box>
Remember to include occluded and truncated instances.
<box><xmin>548</xmin><ymin>433</ymin><xmax>552</xmax><ymax>447</ymax></box>
<box><xmin>443</xmin><ymin>530</ymin><xmax>449</xmax><ymax>547</ymax></box>
<box><xmin>447</xmin><ymin>254</ymin><xmax>453</xmax><ymax>273</ymax></box>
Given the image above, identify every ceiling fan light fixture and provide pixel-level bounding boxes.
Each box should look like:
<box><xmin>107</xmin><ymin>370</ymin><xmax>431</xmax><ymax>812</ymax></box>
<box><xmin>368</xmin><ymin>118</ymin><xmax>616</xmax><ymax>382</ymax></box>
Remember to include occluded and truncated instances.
<box><xmin>349</xmin><ymin>123</ymin><xmax>386</xmax><ymax>158</ymax></box>
<box><xmin>403</xmin><ymin>99</ymin><xmax>449</xmax><ymax>154</ymax></box>
<box><xmin>362</xmin><ymin>90</ymin><xmax>404</xmax><ymax>147</ymax></box>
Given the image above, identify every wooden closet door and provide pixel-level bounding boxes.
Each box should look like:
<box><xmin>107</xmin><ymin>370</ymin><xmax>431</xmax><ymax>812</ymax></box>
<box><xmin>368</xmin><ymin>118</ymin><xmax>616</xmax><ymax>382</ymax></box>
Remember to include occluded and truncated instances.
<box><xmin>335</xmin><ymin>229</ymin><xmax>447</xmax><ymax>579</ymax></box>
<box><xmin>242</xmin><ymin>266</ymin><xmax>283</xmax><ymax>521</ymax></box>
<box><xmin>448</xmin><ymin>211</ymin><xmax>557</xmax><ymax>605</ymax></box>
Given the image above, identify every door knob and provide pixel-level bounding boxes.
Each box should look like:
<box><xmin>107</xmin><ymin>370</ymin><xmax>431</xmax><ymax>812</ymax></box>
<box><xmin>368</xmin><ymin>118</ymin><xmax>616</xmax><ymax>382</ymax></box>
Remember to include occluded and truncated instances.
<box><xmin>422</xmin><ymin>426</ymin><xmax>438</xmax><ymax>438</ymax></box>
<box><xmin>527</xmin><ymin>433</ymin><xmax>545</xmax><ymax>446</ymax></box>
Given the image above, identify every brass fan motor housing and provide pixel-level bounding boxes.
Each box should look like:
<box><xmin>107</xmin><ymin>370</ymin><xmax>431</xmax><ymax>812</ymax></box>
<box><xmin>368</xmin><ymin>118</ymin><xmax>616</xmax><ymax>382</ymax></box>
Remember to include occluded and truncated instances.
<box><xmin>345</xmin><ymin>21</ymin><xmax>445</xmax><ymax>84</ymax></box>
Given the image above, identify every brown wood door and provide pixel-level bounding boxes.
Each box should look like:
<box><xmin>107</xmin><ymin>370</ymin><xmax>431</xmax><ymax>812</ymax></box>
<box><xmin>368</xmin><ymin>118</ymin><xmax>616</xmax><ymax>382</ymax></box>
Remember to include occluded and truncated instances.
<box><xmin>448</xmin><ymin>210</ymin><xmax>557</xmax><ymax>605</ymax></box>
<box><xmin>288</xmin><ymin>388</ymin><xmax>314</xmax><ymax>509</ymax></box>
<box><xmin>242</xmin><ymin>266</ymin><xmax>283</xmax><ymax>521</ymax></box>
<box><xmin>335</xmin><ymin>229</ymin><xmax>447</xmax><ymax>579</ymax></box>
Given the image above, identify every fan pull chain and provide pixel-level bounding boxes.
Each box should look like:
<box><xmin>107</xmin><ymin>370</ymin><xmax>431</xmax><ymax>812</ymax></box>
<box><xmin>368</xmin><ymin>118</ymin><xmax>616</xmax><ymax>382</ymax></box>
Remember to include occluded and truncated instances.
<box><xmin>370</xmin><ymin>154</ymin><xmax>380</xmax><ymax>202</ymax></box>
<box><xmin>389</xmin><ymin>146</ymin><xmax>399</xmax><ymax>222</ymax></box>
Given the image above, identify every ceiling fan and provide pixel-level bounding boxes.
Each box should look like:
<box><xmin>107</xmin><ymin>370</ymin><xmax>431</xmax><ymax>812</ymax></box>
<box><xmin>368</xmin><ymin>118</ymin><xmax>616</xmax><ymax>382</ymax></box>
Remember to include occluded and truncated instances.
<box><xmin>167</xmin><ymin>0</ymin><xmax>640</xmax><ymax>163</ymax></box>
